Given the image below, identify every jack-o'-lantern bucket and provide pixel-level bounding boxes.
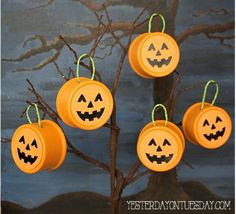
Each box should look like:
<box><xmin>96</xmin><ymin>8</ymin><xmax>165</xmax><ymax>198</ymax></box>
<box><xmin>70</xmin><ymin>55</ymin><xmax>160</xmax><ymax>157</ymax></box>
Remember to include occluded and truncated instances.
<box><xmin>129</xmin><ymin>13</ymin><xmax>180</xmax><ymax>78</ymax></box>
<box><xmin>182</xmin><ymin>80</ymin><xmax>232</xmax><ymax>149</ymax></box>
<box><xmin>11</xmin><ymin>104</ymin><xmax>67</xmax><ymax>174</ymax></box>
<box><xmin>137</xmin><ymin>104</ymin><xmax>185</xmax><ymax>172</ymax></box>
<box><xmin>56</xmin><ymin>54</ymin><xmax>114</xmax><ymax>130</ymax></box>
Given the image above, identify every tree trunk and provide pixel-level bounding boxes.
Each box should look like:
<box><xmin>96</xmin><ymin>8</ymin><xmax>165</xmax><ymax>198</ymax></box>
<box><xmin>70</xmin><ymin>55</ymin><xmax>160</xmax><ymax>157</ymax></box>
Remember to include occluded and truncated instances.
<box><xmin>111</xmin><ymin>194</ymin><xmax>122</xmax><ymax>214</ymax></box>
<box><xmin>141</xmin><ymin>170</ymin><xmax>190</xmax><ymax>201</ymax></box>
<box><xmin>140</xmin><ymin>2</ymin><xmax>191</xmax><ymax>201</ymax></box>
<box><xmin>139</xmin><ymin>75</ymin><xmax>190</xmax><ymax>201</ymax></box>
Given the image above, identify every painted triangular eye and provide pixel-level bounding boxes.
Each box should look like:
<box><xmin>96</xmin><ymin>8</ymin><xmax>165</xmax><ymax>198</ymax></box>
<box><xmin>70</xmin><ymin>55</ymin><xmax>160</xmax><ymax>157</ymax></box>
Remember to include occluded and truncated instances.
<box><xmin>19</xmin><ymin>136</ymin><xmax>25</xmax><ymax>144</ymax></box>
<box><xmin>31</xmin><ymin>139</ymin><xmax>38</xmax><ymax>148</ymax></box>
<box><xmin>94</xmin><ymin>93</ymin><xmax>103</xmax><ymax>102</ymax></box>
<box><xmin>163</xmin><ymin>139</ymin><xmax>171</xmax><ymax>146</ymax></box>
<box><xmin>203</xmin><ymin>119</ymin><xmax>209</xmax><ymax>126</ymax></box>
<box><xmin>216</xmin><ymin>116</ymin><xmax>222</xmax><ymax>123</ymax></box>
<box><xmin>148</xmin><ymin>43</ymin><xmax>156</xmax><ymax>51</ymax></box>
<box><xmin>148</xmin><ymin>139</ymin><xmax>156</xmax><ymax>146</ymax></box>
<box><xmin>161</xmin><ymin>42</ymin><xmax>168</xmax><ymax>50</ymax></box>
<box><xmin>78</xmin><ymin>94</ymin><xmax>86</xmax><ymax>102</ymax></box>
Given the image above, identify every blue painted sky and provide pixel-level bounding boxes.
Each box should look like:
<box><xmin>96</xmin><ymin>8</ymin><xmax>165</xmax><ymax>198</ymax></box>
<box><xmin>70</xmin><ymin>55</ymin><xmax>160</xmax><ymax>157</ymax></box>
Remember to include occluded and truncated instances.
<box><xmin>2</xmin><ymin>0</ymin><xmax>234</xmax><ymax>208</ymax></box>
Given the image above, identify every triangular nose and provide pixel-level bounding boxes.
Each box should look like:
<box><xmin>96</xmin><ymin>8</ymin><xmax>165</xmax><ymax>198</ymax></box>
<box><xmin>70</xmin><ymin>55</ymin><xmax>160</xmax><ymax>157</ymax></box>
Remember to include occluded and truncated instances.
<box><xmin>25</xmin><ymin>144</ymin><xmax>30</xmax><ymax>150</ymax></box>
<box><xmin>156</xmin><ymin>146</ymin><xmax>162</xmax><ymax>152</ymax></box>
<box><xmin>211</xmin><ymin>124</ymin><xmax>216</xmax><ymax>130</ymax></box>
<box><xmin>156</xmin><ymin>50</ymin><xmax>161</xmax><ymax>56</ymax></box>
<box><xmin>87</xmin><ymin>101</ymin><xmax>93</xmax><ymax>108</ymax></box>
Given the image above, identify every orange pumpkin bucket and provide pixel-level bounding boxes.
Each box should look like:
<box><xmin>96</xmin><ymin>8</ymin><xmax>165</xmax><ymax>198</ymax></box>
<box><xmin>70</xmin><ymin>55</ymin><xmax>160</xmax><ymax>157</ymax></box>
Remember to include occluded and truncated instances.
<box><xmin>137</xmin><ymin>104</ymin><xmax>185</xmax><ymax>172</ymax></box>
<box><xmin>56</xmin><ymin>54</ymin><xmax>114</xmax><ymax>130</ymax></box>
<box><xmin>182</xmin><ymin>80</ymin><xmax>232</xmax><ymax>149</ymax></box>
<box><xmin>128</xmin><ymin>13</ymin><xmax>180</xmax><ymax>78</ymax></box>
<box><xmin>11</xmin><ymin>104</ymin><xmax>67</xmax><ymax>174</ymax></box>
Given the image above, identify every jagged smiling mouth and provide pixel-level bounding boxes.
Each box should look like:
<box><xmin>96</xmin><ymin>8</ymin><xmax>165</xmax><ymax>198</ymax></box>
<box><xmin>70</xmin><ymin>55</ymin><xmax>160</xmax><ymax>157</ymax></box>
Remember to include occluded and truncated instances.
<box><xmin>77</xmin><ymin>107</ymin><xmax>105</xmax><ymax>121</ymax></box>
<box><xmin>203</xmin><ymin>127</ymin><xmax>226</xmax><ymax>141</ymax></box>
<box><xmin>147</xmin><ymin>56</ymin><xmax>172</xmax><ymax>68</ymax></box>
<box><xmin>146</xmin><ymin>153</ymin><xmax>173</xmax><ymax>164</ymax></box>
<box><xmin>17</xmin><ymin>148</ymin><xmax>37</xmax><ymax>164</ymax></box>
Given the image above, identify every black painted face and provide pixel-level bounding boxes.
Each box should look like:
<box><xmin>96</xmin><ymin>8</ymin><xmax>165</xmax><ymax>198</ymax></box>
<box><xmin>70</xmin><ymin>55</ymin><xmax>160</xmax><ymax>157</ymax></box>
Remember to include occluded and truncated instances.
<box><xmin>203</xmin><ymin>116</ymin><xmax>226</xmax><ymax>141</ymax></box>
<box><xmin>76</xmin><ymin>93</ymin><xmax>105</xmax><ymax>121</ymax></box>
<box><xmin>17</xmin><ymin>136</ymin><xmax>38</xmax><ymax>164</ymax></box>
<box><xmin>146</xmin><ymin>138</ymin><xmax>173</xmax><ymax>164</ymax></box>
<box><xmin>147</xmin><ymin>42</ymin><xmax>172</xmax><ymax>68</ymax></box>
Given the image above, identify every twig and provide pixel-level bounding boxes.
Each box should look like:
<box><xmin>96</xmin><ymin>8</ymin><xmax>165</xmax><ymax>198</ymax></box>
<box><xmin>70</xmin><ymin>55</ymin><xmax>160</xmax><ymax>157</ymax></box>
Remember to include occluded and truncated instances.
<box><xmin>175</xmin><ymin>121</ymin><xmax>182</xmax><ymax>126</ymax></box>
<box><xmin>68</xmin><ymin>67</ymin><xmax>76</xmax><ymax>79</ymax></box>
<box><xmin>66</xmin><ymin>137</ymin><xmax>123</xmax><ymax>175</ymax></box>
<box><xmin>126</xmin><ymin>170</ymin><xmax>149</xmax><ymax>186</ymax></box>
<box><xmin>89</xmin><ymin>14</ymin><xmax>107</xmax><ymax>57</ymax></box>
<box><xmin>59</xmin><ymin>35</ymin><xmax>103</xmax><ymax>82</ymax></box>
<box><xmin>111</xmin><ymin>6</ymin><xmax>148</xmax><ymax>96</ymax></box>
<box><xmin>182</xmin><ymin>158</ymin><xmax>194</xmax><ymax>169</ymax></box>
<box><xmin>103</xmin><ymin>6</ymin><xmax>126</xmax><ymax>52</ymax></box>
<box><xmin>126</xmin><ymin>161</ymin><xmax>141</xmax><ymax>181</ymax></box>
<box><xmin>1</xmin><ymin>138</ymin><xmax>11</xmax><ymax>144</ymax></box>
<box><xmin>16</xmin><ymin>50</ymin><xmax>61</xmax><ymax>72</ymax></box>
<box><xmin>26</xmin><ymin>79</ymin><xmax>58</xmax><ymax>118</ymax></box>
<box><xmin>53</xmin><ymin>61</ymin><xmax>68</xmax><ymax>81</ymax></box>
<box><xmin>59</xmin><ymin>35</ymin><xmax>78</xmax><ymax>61</ymax></box>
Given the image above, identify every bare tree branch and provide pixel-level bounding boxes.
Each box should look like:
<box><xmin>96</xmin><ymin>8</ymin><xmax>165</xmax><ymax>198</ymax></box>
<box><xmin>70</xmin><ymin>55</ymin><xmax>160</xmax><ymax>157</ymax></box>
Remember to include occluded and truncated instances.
<box><xmin>70</xmin><ymin>22</ymin><xmax>138</xmax><ymax>35</ymax></box>
<box><xmin>193</xmin><ymin>8</ymin><xmax>231</xmax><ymax>18</ymax></box>
<box><xmin>125</xmin><ymin>161</ymin><xmax>144</xmax><ymax>186</ymax></box>
<box><xmin>103</xmin><ymin>6</ymin><xmax>127</xmax><ymax>51</ymax></box>
<box><xmin>66</xmin><ymin>138</ymin><xmax>123</xmax><ymax>177</ymax></box>
<box><xmin>2</xmin><ymin>20</ymin><xmax>148</xmax><ymax>72</ymax></box>
<box><xmin>3</xmin><ymin>2</ymin><xmax>234</xmax><ymax>212</ymax></box>
<box><xmin>59</xmin><ymin>35</ymin><xmax>103</xmax><ymax>82</ymax></box>
<box><xmin>95</xmin><ymin>42</ymin><xmax>116</xmax><ymax>59</ymax></box>
<box><xmin>182</xmin><ymin>159</ymin><xmax>194</xmax><ymax>169</ymax></box>
<box><xmin>88</xmin><ymin>13</ymin><xmax>109</xmax><ymax>57</ymax></box>
<box><xmin>176</xmin><ymin>21</ymin><xmax>234</xmax><ymax>44</ymax></box>
<box><xmin>74</xmin><ymin>0</ymin><xmax>153</xmax><ymax>11</ymax></box>
<box><xmin>2</xmin><ymin>35</ymin><xmax>94</xmax><ymax>71</ymax></box>
<box><xmin>26</xmin><ymin>79</ymin><xmax>59</xmax><ymax>120</ymax></box>
<box><xmin>126</xmin><ymin>170</ymin><xmax>149</xmax><ymax>186</ymax></box>
<box><xmin>16</xmin><ymin>50</ymin><xmax>61</xmax><ymax>72</ymax></box>
<box><xmin>205</xmin><ymin>33</ymin><xmax>234</xmax><ymax>48</ymax></box>
<box><xmin>111</xmin><ymin>6</ymin><xmax>148</xmax><ymax>96</ymax></box>
<box><xmin>59</xmin><ymin>35</ymin><xmax>78</xmax><ymax>61</ymax></box>
<box><xmin>68</xmin><ymin>67</ymin><xmax>76</xmax><ymax>79</ymax></box>
<box><xmin>32</xmin><ymin>0</ymin><xmax>54</xmax><ymax>9</ymax></box>
<box><xmin>24</xmin><ymin>79</ymin><xmax>124</xmax><ymax>179</ymax></box>
<box><xmin>168</xmin><ymin>0</ymin><xmax>179</xmax><ymax>21</ymax></box>
<box><xmin>74</xmin><ymin>0</ymin><xmax>106</xmax><ymax>11</ymax></box>
<box><xmin>23</xmin><ymin>35</ymin><xmax>47</xmax><ymax>48</ymax></box>
<box><xmin>1</xmin><ymin>138</ymin><xmax>11</xmax><ymax>144</ymax></box>
<box><xmin>53</xmin><ymin>61</ymin><xmax>68</xmax><ymax>81</ymax></box>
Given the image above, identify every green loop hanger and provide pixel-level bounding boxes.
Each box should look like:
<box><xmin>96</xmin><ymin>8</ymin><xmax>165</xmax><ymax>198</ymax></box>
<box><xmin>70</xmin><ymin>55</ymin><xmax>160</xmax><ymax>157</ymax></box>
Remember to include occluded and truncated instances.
<box><xmin>76</xmin><ymin>54</ymin><xmax>95</xmax><ymax>81</ymax></box>
<box><xmin>148</xmin><ymin>13</ymin><xmax>166</xmax><ymax>33</ymax></box>
<box><xmin>26</xmin><ymin>103</ymin><xmax>42</xmax><ymax>128</ymax></box>
<box><xmin>151</xmin><ymin>104</ymin><xmax>168</xmax><ymax>126</ymax></box>
<box><xmin>201</xmin><ymin>80</ymin><xmax>219</xmax><ymax>110</ymax></box>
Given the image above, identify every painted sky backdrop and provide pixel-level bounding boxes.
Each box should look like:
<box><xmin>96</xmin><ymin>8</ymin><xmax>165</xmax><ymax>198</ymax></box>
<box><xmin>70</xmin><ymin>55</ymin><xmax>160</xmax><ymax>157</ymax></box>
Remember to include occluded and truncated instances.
<box><xmin>2</xmin><ymin>0</ymin><xmax>234</xmax><ymax>208</ymax></box>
